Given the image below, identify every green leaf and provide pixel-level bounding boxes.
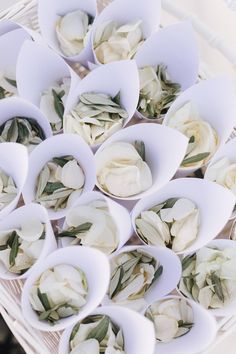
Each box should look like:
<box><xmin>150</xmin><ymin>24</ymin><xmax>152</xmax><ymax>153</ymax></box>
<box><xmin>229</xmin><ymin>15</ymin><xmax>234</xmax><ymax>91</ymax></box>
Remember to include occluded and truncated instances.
<box><xmin>52</xmin><ymin>89</ymin><xmax>65</xmax><ymax>121</ymax></box>
<box><xmin>109</xmin><ymin>266</ymin><xmax>124</xmax><ymax>299</ymax></box>
<box><xmin>43</xmin><ymin>182</ymin><xmax>65</xmax><ymax>194</ymax></box>
<box><xmin>189</xmin><ymin>135</ymin><xmax>195</xmax><ymax>144</ymax></box>
<box><xmin>52</xmin><ymin>155</ymin><xmax>72</xmax><ymax>167</ymax></box>
<box><xmin>9</xmin><ymin>233</ymin><xmax>19</xmax><ymax>267</ymax></box>
<box><xmin>211</xmin><ymin>272</ymin><xmax>224</xmax><ymax>302</ymax></box>
<box><xmin>5</xmin><ymin>77</ymin><xmax>17</xmax><ymax>88</ymax></box>
<box><xmin>163</xmin><ymin>198</ymin><xmax>179</xmax><ymax>209</ymax></box>
<box><xmin>17</xmin><ymin>121</ymin><xmax>30</xmax><ymax>143</ymax></box>
<box><xmin>86</xmin><ymin>316</ymin><xmax>110</xmax><ymax>342</ymax></box>
<box><xmin>57</xmin><ymin>222</ymin><xmax>92</xmax><ymax>238</ymax></box>
<box><xmin>0</xmin><ymin>244</ymin><xmax>8</xmax><ymax>251</ymax></box>
<box><xmin>151</xmin><ymin>265</ymin><xmax>163</xmax><ymax>285</ymax></box>
<box><xmin>69</xmin><ymin>323</ymin><xmax>80</xmax><ymax>342</ymax></box>
<box><xmin>113</xmin><ymin>91</ymin><xmax>121</xmax><ymax>105</ymax></box>
<box><xmin>6</xmin><ymin>118</ymin><xmax>18</xmax><ymax>141</ymax></box>
<box><xmin>182</xmin><ymin>152</ymin><xmax>210</xmax><ymax>166</ymax></box>
<box><xmin>27</xmin><ymin>118</ymin><xmax>46</xmax><ymax>140</ymax></box>
<box><xmin>134</xmin><ymin>140</ymin><xmax>145</xmax><ymax>161</ymax></box>
<box><xmin>0</xmin><ymin>87</ymin><xmax>6</xmax><ymax>99</ymax></box>
<box><xmin>182</xmin><ymin>254</ymin><xmax>196</xmax><ymax>271</ymax></box>
<box><xmin>37</xmin><ymin>288</ymin><xmax>51</xmax><ymax>311</ymax></box>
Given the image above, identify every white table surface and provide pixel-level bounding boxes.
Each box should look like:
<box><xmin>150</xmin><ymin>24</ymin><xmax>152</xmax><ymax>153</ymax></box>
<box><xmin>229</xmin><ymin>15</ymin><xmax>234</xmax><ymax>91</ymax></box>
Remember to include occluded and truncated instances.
<box><xmin>0</xmin><ymin>0</ymin><xmax>236</xmax><ymax>353</ymax></box>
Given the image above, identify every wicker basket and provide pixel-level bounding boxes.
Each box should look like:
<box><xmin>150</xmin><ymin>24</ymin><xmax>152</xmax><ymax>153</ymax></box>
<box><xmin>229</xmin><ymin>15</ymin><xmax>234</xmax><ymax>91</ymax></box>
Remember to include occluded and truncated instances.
<box><xmin>0</xmin><ymin>1</ymin><xmax>236</xmax><ymax>353</ymax></box>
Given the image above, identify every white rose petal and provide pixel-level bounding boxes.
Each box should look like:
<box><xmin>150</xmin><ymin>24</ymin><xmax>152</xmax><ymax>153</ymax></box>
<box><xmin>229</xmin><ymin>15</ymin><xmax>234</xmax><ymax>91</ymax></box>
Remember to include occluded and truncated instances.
<box><xmin>70</xmin><ymin>339</ymin><xmax>99</xmax><ymax>354</ymax></box>
<box><xmin>154</xmin><ymin>314</ymin><xmax>178</xmax><ymax>342</ymax></box>
<box><xmin>60</xmin><ymin>160</ymin><xmax>85</xmax><ymax>189</ymax></box>
<box><xmin>205</xmin><ymin>157</ymin><xmax>230</xmax><ymax>182</ymax></box>
<box><xmin>113</xmin><ymin>274</ymin><xmax>145</xmax><ymax>302</ymax></box>
<box><xmin>17</xmin><ymin>218</ymin><xmax>44</xmax><ymax>242</ymax></box>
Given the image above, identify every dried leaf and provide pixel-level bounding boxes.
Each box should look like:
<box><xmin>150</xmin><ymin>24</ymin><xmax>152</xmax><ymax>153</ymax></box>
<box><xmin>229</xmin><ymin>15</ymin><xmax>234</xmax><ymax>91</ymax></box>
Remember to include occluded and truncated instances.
<box><xmin>182</xmin><ymin>152</ymin><xmax>210</xmax><ymax>166</ymax></box>
<box><xmin>86</xmin><ymin>316</ymin><xmax>110</xmax><ymax>342</ymax></box>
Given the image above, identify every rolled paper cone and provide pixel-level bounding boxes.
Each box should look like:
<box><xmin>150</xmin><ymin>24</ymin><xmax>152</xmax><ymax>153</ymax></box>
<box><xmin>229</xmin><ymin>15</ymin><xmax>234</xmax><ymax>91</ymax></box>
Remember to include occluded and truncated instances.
<box><xmin>59</xmin><ymin>305</ymin><xmax>156</xmax><ymax>354</ymax></box>
<box><xmin>95</xmin><ymin>123</ymin><xmax>189</xmax><ymax>200</ymax></box>
<box><xmin>38</xmin><ymin>0</ymin><xmax>97</xmax><ymax>67</ymax></box>
<box><xmin>64</xmin><ymin>60</ymin><xmax>139</xmax><ymax>149</ymax></box>
<box><xmin>22</xmin><ymin>134</ymin><xmax>96</xmax><ymax>220</ymax></box>
<box><xmin>131</xmin><ymin>178</ymin><xmax>236</xmax><ymax>254</ymax></box>
<box><xmin>91</xmin><ymin>0</ymin><xmax>161</xmax><ymax>64</ymax></box>
<box><xmin>0</xmin><ymin>28</ymin><xmax>32</xmax><ymax>84</ymax></box>
<box><xmin>16</xmin><ymin>40</ymin><xmax>80</xmax><ymax>109</ymax></box>
<box><xmin>143</xmin><ymin>295</ymin><xmax>217</xmax><ymax>354</ymax></box>
<box><xmin>61</xmin><ymin>190</ymin><xmax>133</xmax><ymax>251</ymax></box>
<box><xmin>0</xmin><ymin>97</ymin><xmax>52</xmax><ymax>148</ymax></box>
<box><xmin>0</xmin><ymin>203</ymin><xmax>57</xmax><ymax>280</ymax></box>
<box><xmin>0</xmin><ymin>142</ymin><xmax>28</xmax><ymax>219</ymax></box>
<box><xmin>198</xmin><ymin>238</ymin><xmax>236</xmax><ymax>317</ymax></box>
<box><xmin>204</xmin><ymin>137</ymin><xmax>236</xmax><ymax>219</ymax></box>
<box><xmin>163</xmin><ymin>77</ymin><xmax>236</xmax><ymax>176</ymax></box>
<box><xmin>0</xmin><ymin>19</ymin><xmax>44</xmax><ymax>43</ymax></box>
<box><xmin>104</xmin><ymin>244</ymin><xmax>182</xmax><ymax>310</ymax></box>
<box><xmin>21</xmin><ymin>246</ymin><xmax>110</xmax><ymax>332</ymax></box>
<box><xmin>134</xmin><ymin>21</ymin><xmax>199</xmax><ymax>121</ymax></box>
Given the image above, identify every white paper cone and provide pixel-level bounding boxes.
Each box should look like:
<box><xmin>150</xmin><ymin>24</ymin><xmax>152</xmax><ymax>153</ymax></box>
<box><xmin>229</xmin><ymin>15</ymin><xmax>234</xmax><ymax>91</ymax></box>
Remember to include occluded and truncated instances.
<box><xmin>196</xmin><ymin>238</ymin><xmax>236</xmax><ymax>317</ymax></box>
<box><xmin>0</xmin><ymin>203</ymin><xmax>57</xmax><ymax>280</ymax></box>
<box><xmin>59</xmin><ymin>305</ymin><xmax>156</xmax><ymax>354</ymax></box>
<box><xmin>95</xmin><ymin>123</ymin><xmax>188</xmax><ymax>200</ymax></box>
<box><xmin>0</xmin><ymin>19</ymin><xmax>44</xmax><ymax>43</ymax></box>
<box><xmin>131</xmin><ymin>178</ymin><xmax>235</xmax><ymax>254</ymax></box>
<box><xmin>64</xmin><ymin>60</ymin><xmax>139</xmax><ymax>149</ymax></box>
<box><xmin>91</xmin><ymin>0</ymin><xmax>161</xmax><ymax>64</ymax></box>
<box><xmin>134</xmin><ymin>21</ymin><xmax>199</xmax><ymax>120</ymax></box>
<box><xmin>0</xmin><ymin>28</ymin><xmax>31</xmax><ymax>85</ymax></box>
<box><xmin>143</xmin><ymin>295</ymin><xmax>217</xmax><ymax>354</ymax></box>
<box><xmin>16</xmin><ymin>40</ymin><xmax>80</xmax><ymax>109</ymax></box>
<box><xmin>0</xmin><ymin>97</ymin><xmax>52</xmax><ymax>146</ymax></box>
<box><xmin>0</xmin><ymin>142</ymin><xmax>28</xmax><ymax>218</ymax></box>
<box><xmin>61</xmin><ymin>190</ymin><xmax>133</xmax><ymax>251</ymax></box>
<box><xmin>163</xmin><ymin>77</ymin><xmax>236</xmax><ymax>175</ymax></box>
<box><xmin>204</xmin><ymin>137</ymin><xmax>236</xmax><ymax>219</ymax></box>
<box><xmin>103</xmin><ymin>245</ymin><xmax>181</xmax><ymax>309</ymax></box>
<box><xmin>21</xmin><ymin>246</ymin><xmax>110</xmax><ymax>331</ymax></box>
<box><xmin>22</xmin><ymin>134</ymin><xmax>96</xmax><ymax>220</ymax></box>
<box><xmin>38</xmin><ymin>0</ymin><xmax>97</xmax><ymax>66</ymax></box>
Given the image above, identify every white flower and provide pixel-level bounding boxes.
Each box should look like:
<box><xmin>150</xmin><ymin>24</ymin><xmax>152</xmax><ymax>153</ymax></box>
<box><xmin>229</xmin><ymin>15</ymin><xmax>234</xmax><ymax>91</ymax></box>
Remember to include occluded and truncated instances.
<box><xmin>40</xmin><ymin>78</ymin><xmax>70</xmax><ymax>133</ymax></box>
<box><xmin>63</xmin><ymin>199</ymin><xmax>119</xmax><ymax>254</ymax></box>
<box><xmin>205</xmin><ymin>157</ymin><xmax>236</xmax><ymax>194</ymax></box>
<box><xmin>56</xmin><ymin>10</ymin><xmax>92</xmax><ymax>56</ymax></box>
<box><xmin>139</xmin><ymin>66</ymin><xmax>162</xmax><ymax>103</ymax></box>
<box><xmin>145</xmin><ymin>298</ymin><xmax>194</xmax><ymax>342</ymax></box>
<box><xmin>167</xmin><ymin>102</ymin><xmax>218</xmax><ymax>168</ymax></box>
<box><xmin>179</xmin><ymin>247</ymin><xmax>236</xmax><ymax>309</ymax></box>
<box><xmin>96</xmin><ymin>142</ymin><xmax>152</xmax><ymax>197</ymax></box>
<box><xmin>0</xmin><ymin>219</ymin><xmax>45</xmax><ymax>275</ymax></box>
<box><xmin>30</xmin><ymin>264</ymin><xmax>88</xmax><ymax>324</ymax></box>
<box><xmin>94</xmin><ymin>20</ymin><xmax>143</xmax><ymax>64</ymax></box>
<box><xmin>69</xmin><ymin>315</ymin><xmax>125</xmax><ymax>354</ymax></box>
<box><xmin>136</xmin><ymin>198</ymin><xmax>200</xmax><ymax>252</ymax></box>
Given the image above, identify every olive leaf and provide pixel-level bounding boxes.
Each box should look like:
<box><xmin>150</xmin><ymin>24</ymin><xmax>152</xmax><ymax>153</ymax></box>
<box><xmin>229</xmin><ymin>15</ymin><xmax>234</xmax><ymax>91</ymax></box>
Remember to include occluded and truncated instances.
<box><xmin>37</xmin><ymin>288</ymin><xmax>51</xmax><ymax>311</ymax></box>
<box><xmin>57</xmin><ymin>222</ymin><xmax>92</xmax><ymax>238</ymax></box>
<box><xmin>86</xmin><ymin>316</ymin><xmax>110</xmax><ymax>342</ymax></box>
<box><xmin>52</xmin><ymin>89</ymin><xmax>65</xmax><ymax>120</ymax></box>
<box><xmin>134</xmin><ymin>140</ymin><xmax>145</xmax><ymax>161</ymax></box>
<box><xmin>109</xmin><ymin>266</ymin><xmax>124</xmax><ymax>299</ymax></box>
<box><xmin>182</xmin><ymin>254</ymin><xmax>196</xmax><ymax>271</ymax></box>
<box><xmin>52</xmin><ymin>155</ymin><xmax>72</xmax><ymax>167</ymax></box>
<box><xmin>182</xmin><ymin>152</ymin><xmax>210</xmax><ymax>166</ymax></box>
<box><xmin>43</xmin><ymin>182</ymin><xmax>65</xmax><ymax>194</ymax></box>
<box><xmin>9</xmin><ymin>232</ymin><xmax>19</xmax><ymax>267</ymax></box>
<box><xmin>5</xmin><ymin>77</ymin><xmax>17</xmax><ymax>88</ymax></box>
<box><xmin>211</xmin><ymin>272</ymin><xmax>224</xmax><ymax>302</ymax></box>
<box><xmin>151</xmin><ymin>265</ymin><xmax>163</xmax><ymax>285</ymax></box>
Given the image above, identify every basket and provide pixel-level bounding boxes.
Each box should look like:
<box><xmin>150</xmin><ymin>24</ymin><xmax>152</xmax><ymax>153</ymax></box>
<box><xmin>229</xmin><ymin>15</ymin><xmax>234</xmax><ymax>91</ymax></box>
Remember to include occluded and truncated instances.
<box><xmin>0</xmin><ymin>1</ymin><xmax>236</xmax><ymax>353</ymax></box>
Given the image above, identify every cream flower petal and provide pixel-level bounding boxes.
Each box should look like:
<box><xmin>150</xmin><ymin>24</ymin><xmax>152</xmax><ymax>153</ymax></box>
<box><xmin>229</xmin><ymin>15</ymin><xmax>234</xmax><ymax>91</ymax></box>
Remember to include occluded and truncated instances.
<box><xmin>17</xmin><ymin>218</ymin><xmax>44</xmax><ymax>242</ymax></box>
<box><xmin>154</xmin><ymin>314</ymin><xmax>178</xmax><ymax>342</ymax></box>
<box><xmin>40</xmin><ymin>93</ymin><xmax>62</xmax><ymax>124</ymax></box>
<box><xmin>171</xmin><ymin>210</ymin><xmax>200</xmax><ymax>252</ymax></box>
<box><xmin>140</xmin><ymin>211</ymin><xmax>170</xmax><ymax>243</ymax></box>
<box><xmin>114</xmin><ymin>274</ymin><xmax>145</xmax><ymax>302</ymax></box>
<box><xmin>20</xmin><ymin>239</ymin><xmax>44</xmax><ymax>259</ymax></box>
<box><xmin>60</xmin><ymin>160</ymin><xmax>85</xmax><ymax>189</ymax></box>
<box><xmin>205</xmin><ymin>157</ymin><xmax>230</xmax><ymax>182</ymax></box>
<box><xmin>70</xmin><ymin>323</ymin><xmax>98</xmax><ymax>349</ymax></box>
<box><xmin>70</xmin><ymin>339</ymin><xmax>99</xmax><ymax>354</ymax></box>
